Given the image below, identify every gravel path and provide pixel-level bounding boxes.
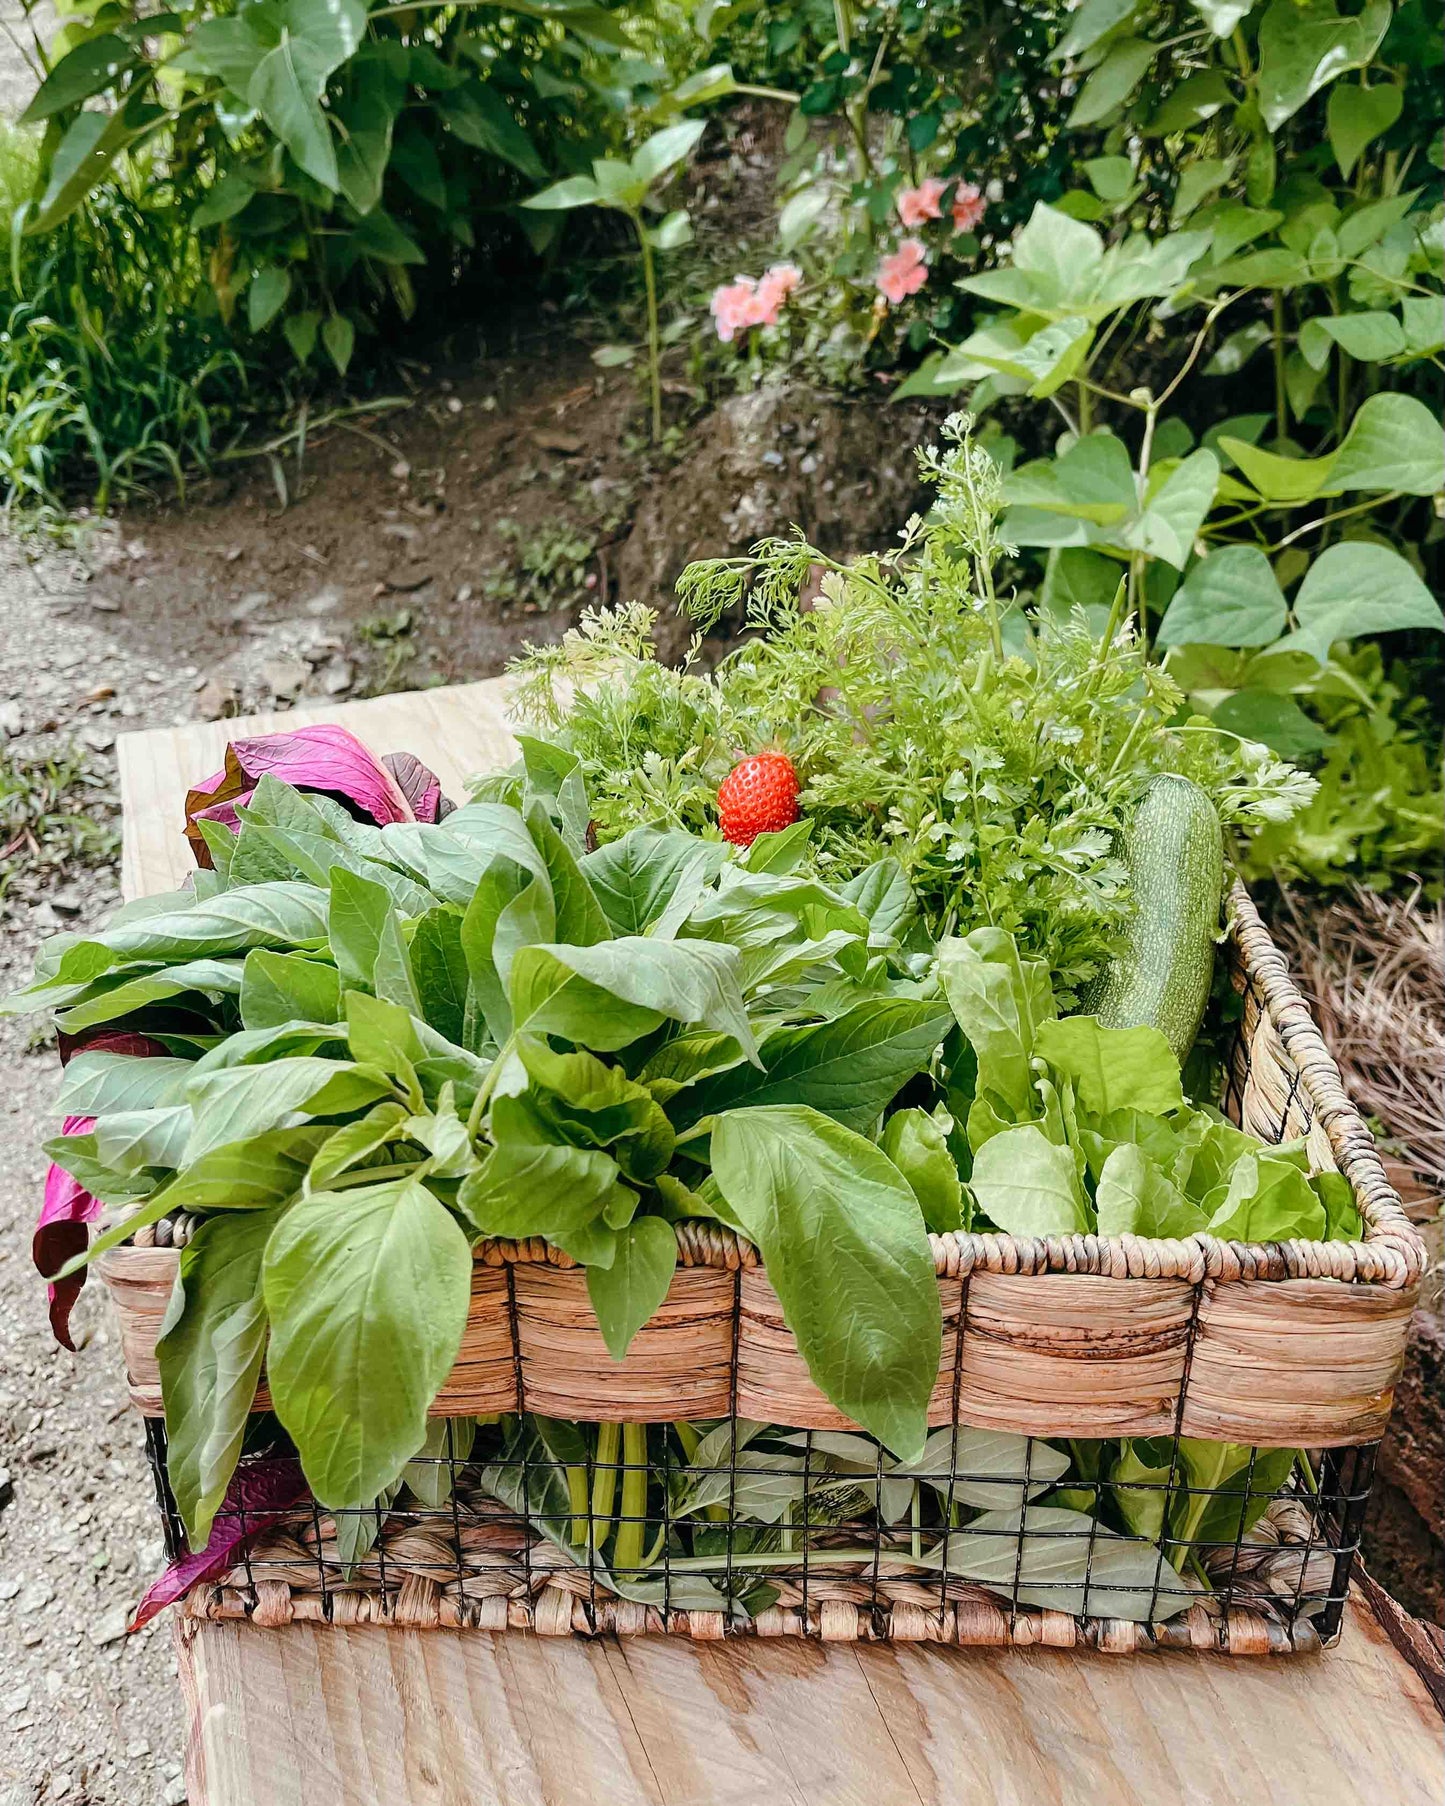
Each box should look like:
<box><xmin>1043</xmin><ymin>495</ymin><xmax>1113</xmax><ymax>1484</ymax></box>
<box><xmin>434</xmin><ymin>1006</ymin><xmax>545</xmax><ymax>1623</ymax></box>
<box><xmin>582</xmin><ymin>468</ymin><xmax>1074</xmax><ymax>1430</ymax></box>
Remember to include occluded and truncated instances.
<box><xmin>0</xmin><ymin>528</ymin><xmax>200</xmax><ymax>1806</ymax></box>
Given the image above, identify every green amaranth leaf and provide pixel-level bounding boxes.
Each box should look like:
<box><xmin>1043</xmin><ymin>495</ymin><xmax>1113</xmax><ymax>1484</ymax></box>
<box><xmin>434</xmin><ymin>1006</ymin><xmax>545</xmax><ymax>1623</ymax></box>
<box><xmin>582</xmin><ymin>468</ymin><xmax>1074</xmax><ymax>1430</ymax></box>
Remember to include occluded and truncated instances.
<box><xmin>585</xmin><ymin>1216</ymin><xmax>678</xmax><ymax>1359</ymax></box>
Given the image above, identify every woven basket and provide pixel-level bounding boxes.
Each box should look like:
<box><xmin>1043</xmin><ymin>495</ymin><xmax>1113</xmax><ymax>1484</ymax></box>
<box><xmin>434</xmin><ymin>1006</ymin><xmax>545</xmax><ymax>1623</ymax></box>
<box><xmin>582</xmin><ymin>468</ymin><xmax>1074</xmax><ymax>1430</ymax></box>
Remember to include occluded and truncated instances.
<box><xmin>98</xmin><ymin>885</ymin><xmax>1425</xmax><ymax>1654</ymax></box>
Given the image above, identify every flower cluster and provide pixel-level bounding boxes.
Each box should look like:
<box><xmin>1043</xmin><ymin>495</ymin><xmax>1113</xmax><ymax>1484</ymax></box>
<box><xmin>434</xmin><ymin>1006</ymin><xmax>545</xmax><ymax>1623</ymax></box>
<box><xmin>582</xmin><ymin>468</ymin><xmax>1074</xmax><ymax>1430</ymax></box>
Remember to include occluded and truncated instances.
<box><xmin>709</xmin><ymin>263</ymin><xmax>804</xmax><ymax>342</ymax></box>
<box><xmin>873</xmin><ymin>177</ymin><xmax>986</xmax><ymax>307</ymax></box>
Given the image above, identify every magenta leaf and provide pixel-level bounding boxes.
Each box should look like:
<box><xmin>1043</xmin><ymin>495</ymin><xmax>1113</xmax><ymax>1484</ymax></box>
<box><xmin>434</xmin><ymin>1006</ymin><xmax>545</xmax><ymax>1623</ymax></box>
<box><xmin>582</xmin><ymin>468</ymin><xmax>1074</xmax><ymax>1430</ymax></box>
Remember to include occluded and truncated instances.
<box><xmin>381</xmin><ymin>750</ymin><xmax>451</xmax><ymax>823</ymax></box>
<box><xmin>129</xmin><ymin>1456</ymin><xmax>308</xmax><ymax>1632</ymax></box>
<box><xmin>35</xmin><ymin>1116</ymin><xmax>99</xmax><ymax>1351</ymax></box>
<box><xmin>184</xmin><ymin>724</ymin><xmax>423</xmax><ymax>866</ymax></box>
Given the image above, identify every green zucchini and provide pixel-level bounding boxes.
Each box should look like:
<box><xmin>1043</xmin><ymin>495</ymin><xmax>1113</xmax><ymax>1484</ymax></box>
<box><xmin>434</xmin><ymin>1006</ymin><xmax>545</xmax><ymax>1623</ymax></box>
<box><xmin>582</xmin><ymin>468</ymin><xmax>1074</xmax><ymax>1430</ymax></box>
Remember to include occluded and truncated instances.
<box><xmin>1092</xmin><ymin>774</ymin><xmax>1225</xmax><ymax>1064</ymax></box>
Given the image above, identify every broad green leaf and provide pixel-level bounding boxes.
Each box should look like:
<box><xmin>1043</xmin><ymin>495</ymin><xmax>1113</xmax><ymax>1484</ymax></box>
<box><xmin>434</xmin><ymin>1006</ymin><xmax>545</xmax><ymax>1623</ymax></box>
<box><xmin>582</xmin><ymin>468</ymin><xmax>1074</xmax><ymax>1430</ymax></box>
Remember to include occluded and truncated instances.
<box><xmin>1068</xmin><ymin>37</ymin><xmax>1158</xmax><ymax>128</ymax></box>
<box><xmin>880</xmin><ymin>1108</ymin><xmax>964</xmax><ymax>1233</ymax></box>
<box><xmin>839</xmin><ymin>859</ymin><xmax>914</xmax><ymax>942</ymax></box>
<box><xmin>149</xmin><ymin>1128</ymin><xmax>328</xmax><ymax>1214</ymax></box>
<box><xmin>1095</xmin><ymin>1143</ymin><xmax>1205</xmax><ymax>1237</ymax></box>
<box><xmin>896</xmin><ymin>1426</ymin><xmax>1071</xmax><ymax>1511</ymax></box>
<box><xmin>1005</xmin><ymin>433</ymin><xmax>1135</xmax><ymax>524</ymax></box>
<box><xmin>158</xmin><ymin>1208</ymin><xmax>278</xmax><ymax>1542</ymax></box>
<box><xmin>510</xmin><ymin>938</ymin><xmax>758</xmax><ymax>1061</ymax></box>
<box><xmin>631</xmin><ymin>119</ymin><xmax>707</xmax><ymax>185</ymax></box>
<box><xmin>438</xmin><ymin>79</ymin><xmax>544</xmax><ymax>178</ymax></box>
<box><xmin>523</xmin><ymin>174</ymin><xmax>602</xmax><ymax>210</ymax></box>
<box><xmin>1210</xmin><ymin>689</ymin><xmax>1331</xmax><ymax>759</ymax></box>
<box><xmin>322</xmin><ymin>313</ymin><xmax>355</xmax><ymax>374</ymax></box>
<box><xmin>1205</xmin><ymin>203</ymin><xmax>1283</xmax><ymax>264</ymax></box>
<box><xmin>334</xmin><ymin>85</ymin><xmax>394</xmax><ymax>215</ymax></box>
<box><xmin>457</xmin><ymin>1139</ymin><xmax>623</xmax><ymax>1263</ymax></box>
<box><xmin>712</xmin><ymin>1106</ymin><xmax>941</xmax><ymax>1461</ymax></box>
<box><xmin>1277</xmin><ymin>542</ymin><xmax>1442</xmax><ymax>663</ymax></box>
<box><xmin>350</xmin><ymin>207</ymin><xmax>426</xmax><ymax>266</ymax></box>
<box><xmin>1256</xmin><ymin>0</ymin><xmax>1391</xmax><ymax>133</ymax></box>
<box><xmin>1330</xmin><ymin>393</ymin><xmax>1445</xmax><ymax>494</ymax></box>
<box><xmin>778</xmin><ymin>183</ymin><xmax>829</xmax><ymax>250</ymax></box>
<box><xmin>409</xmin><ymin>908</ymin><xmax>468</xmax><ymax>1045</ymax></box>
<box><xmin>307</xmin><ymin>1104</ymin><xmax>409</xmax><ymax>1190</ymax></box>
<box><xmin>1327</xmin><ymin>81</ymin><xmax>1403</xmax><ymax>178</ymax></box>
<box><xmin>1034</xmin><ymin>1017</ymin><xmax>1184</xmax><ymax>1117</ymax></box>
<box><xmin>56</xmin><ymin>1051</ymin><xmax>192</xmax><ymax>1117</ymax></box>
<box><xmin>327</xmin><ymin>867</ymin><xmax>393</xmax><ymax>991</ymax></box>
<box><xmin>585</xmin><ymin>1216</ymin><xmax>678</xmax><ymax>1358</ymax></box>
<box><xmin>922</xmin><ymin>1504</ymin><xmax>1188</xmax><ymax>1620</ymax></box>
<box><xmin>1315</xmin><ymin>311</ymin><xmax>1405</xmax><ymax>362</ymax></box>
<box><xmin>44</xmin><ymin>959</ymin><xmax>244</xmax><ymax>1034</ymax></box>
<box><xmin>184</xmin><ymin>1057</ymin><xmax>392</xmax><ymax>1160</ymax></box>
<box><xmin>20</xmin><ymin>35</ymin><xmax>136</xmax><ymax>122</ymax></box>
<box><xmin>1156</xmin><ymin>546</ymin><xmax>1288</xmax><ymax>648</ymax></box>
<box><xmin>264</xmin><ymin>1178</ymin><xmax>472</xmax><ymax>1509</ymax></box>
<box><xmin>48</xmin><ymin>883</ymin><xmax>328</xmax><ymax>981</ymax></box>
<box><xmin>525</xmin><ymin>802</ymin><xmax>609</xmax><ymax>947</ymax></box>
<box><xmin>1206</xmin><ymin>1152</ymin><xmax>1326</xmax><ymax>1240</ymax></box>
<box><xmin>403</xmin><ymin>1415</ymin><xmax>476</xmax><ymax>1508</ymax></box>
<box><xmin>30</xmin><ymin>91</ymin><xmax>165</xmax><ymax>233</ymax></box>
<box><xmin>1171</xmin><ymin>157</ymin><xmax>1234</xmax><ymax>225</ymax></box>
<box><xmin>939</xmin><ymin>928</ymin><xmax>1056</xmax><ymax>1118</ymax></box>
<box><xmin>672</xmin><ymin>998</ymin><xmax>950</xmax><ymax>1133</ymax></box>
<box><xmin>240</xmin><ymin>949</ymin><xmax>341</xmax><ymax>1030</ymax></box>
<box><xmin>968</xmin><ymin>1123</ymin><xmax>1090</xmax><ymax>1235</ymax></box>
<box><xmin>1148</xmin><ymin>66</ymin><xmax>1235</xmax><ymax>132</ymax></box>
<box><xmin>1127</xmin><ymin>449</ymin><xmax>1219</xmax><ymax>568</ymax></box>
<box><xmin>1055</xmin><ymin>0</ymin><xmax>1140</xmax><ymax>57</ymax></box>
<box><xmin>1188</xmin><ymin>0</ymin><xmax>1256</xmax><ymax>32</ymax></box>
<box><xmin>1219</xmin><ymin>436</ymin><xmax>1338</xmax><ymax>503</ymax></box>
<box><xmin>961</xmin><ymin>202</ymin><xmax>1104</xmax><ymax>316</ymax></box>
<box><xmin>1401</xmin><ymin>297</ymin><xmax>1444</xmax><ymax>357</ymax></box>
<box><xmin>516</xmin><ymin>1038</ymin><xmax>673</xmax><ymax>1179</ymax></box>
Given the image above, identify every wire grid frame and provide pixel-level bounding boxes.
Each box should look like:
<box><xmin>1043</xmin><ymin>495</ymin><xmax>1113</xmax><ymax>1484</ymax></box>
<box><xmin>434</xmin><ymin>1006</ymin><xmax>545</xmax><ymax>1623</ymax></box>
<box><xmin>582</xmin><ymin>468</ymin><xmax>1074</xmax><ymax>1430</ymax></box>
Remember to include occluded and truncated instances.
<box><xmin>138</xmin><ymin>969</ymin><xmax>1383</xmax><ymax>1649</ymax></box>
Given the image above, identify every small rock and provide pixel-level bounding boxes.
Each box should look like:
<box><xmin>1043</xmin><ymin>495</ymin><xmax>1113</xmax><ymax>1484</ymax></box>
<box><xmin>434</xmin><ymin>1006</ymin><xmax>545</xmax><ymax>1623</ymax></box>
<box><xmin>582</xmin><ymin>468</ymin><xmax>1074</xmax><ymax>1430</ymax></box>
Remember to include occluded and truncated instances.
<box><xmin>163</xmin><ymin>1778</ymin><xmax>188</xmax><ymax>1805</ymax></box>
<box><xmin>30</xmin><ymin>903</ymin><xmax>59</xmax><ymax>932</ymax></box>
<box><xmin>446</xmin><ymin>396</ymin><xmax>463</xmax><ymax>414</ymax></box>
<box><xmin>261</xmin><ymin>656</ymin><xmax>310</xmax><ymax>699</ymax></box>
<box><xmin>533</xmin><ymin>428</ymin><xmax>583</xmax><ymax>456</ymax></box>
<box><xmin>304</xmin><ymin>588</ymin><xmax>342</xmax><ymax>616</ymax></box>
<box><xmin>90</xmin><ymin>1606</ymin><xmax>130</xmax><ymax>1647</ymax></box>
<box><xmin>0</xmin><ymin>1579</ymin><xmax>20</xmax><ymax>1601</ymax></box>
<box><xmin>455</xmin><ymin>583</ymin><xmax>474</xmax><ymax>604</ymax></box>
<box><xmin>1</xmin><ymin>1687</ymin><xmax>30</xmax><ymax>1716</ymax></box>
<box><xmin>383</xmin><ymin>564</ymin><xmax>433</xmax><ymax>594</ymax></box>
<box><xmin>381</xmin><ymin>521</ymin><xmax>419</xmax><ymax>543</ymax></box>
<box><xmin>50</xmin><ymin>890</ymin><xmax>82</xmax><ymax>915</ymax></box>
<box><xmin>229</xmin><ymin>590</ymin><xmax>272</xmax><ymax>623</ymax></box>
<box><xmin>126</xmin><ymin>1739</ymin><xmax>151</xmax><ymax>1759</ymax></box>
<box><xmin>18</xmin><ymin>1579</ymin><xmax>54</xmax><ymax>1613</ymax></box>
<box><xmin>0</xmin><ymin>701</ymin><xmax>21</xmax><ymax>736</ymax></box>
<box><xmin>320</xmin><ymin>660</ymin><xmax>354</xmax><ymax>697</ymax></box>
<box><xmin>390</xmin><ymin>459</ymin><xmax>411</xmax><ymax>480</ymax></box>
<box><xmin>90</xmin><ymin>595</ymin><xmax>122</xmax><ymax>613</ymax></box>
<box><xmin>224</xmin><ymin>545</ymin><xmax>244</xmax><ymax>562</ymax></box>
<box><xmin>79</xmin><ymin>726</ymin><xmax>116</xmax><ymax>752</ymax></box>
<box><xmin>0</xmin><ymin>1467</ymin><xmax>11</xmax><ymax>1509</ymax></box>
<box><xmin>194</xmin><ymin>680</ymin><xmax>237</xmax><ymax>722</ymax></box>
<box><xmin>51</xmin><ymin>1774</ymin><xmax>72</xmax><ymax>1798</ymax></box>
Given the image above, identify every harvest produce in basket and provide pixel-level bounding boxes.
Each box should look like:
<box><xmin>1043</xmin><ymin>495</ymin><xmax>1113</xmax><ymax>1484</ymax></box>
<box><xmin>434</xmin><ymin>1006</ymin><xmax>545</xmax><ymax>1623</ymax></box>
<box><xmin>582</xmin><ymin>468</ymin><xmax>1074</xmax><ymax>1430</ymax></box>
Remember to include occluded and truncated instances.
<box><xmin>13</xmin><ymin>418</ymin><xmax>1401</xmax><ymax>1643</ymax></box>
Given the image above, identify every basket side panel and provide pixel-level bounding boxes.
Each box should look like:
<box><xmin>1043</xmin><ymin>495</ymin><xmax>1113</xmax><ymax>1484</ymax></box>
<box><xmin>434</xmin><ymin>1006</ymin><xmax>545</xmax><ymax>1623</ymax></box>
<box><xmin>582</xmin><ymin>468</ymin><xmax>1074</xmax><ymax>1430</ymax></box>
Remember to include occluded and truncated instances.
<box><xmin>1181</xmin><ymin>1278</ymin><xmax>1416</xmax><ymax>1446</ymax></box>
<box><xmin>953</xmin><ymin>1272</ymin><xmax>1194</xmax><ymax>1438</ymax></box>
<box><xmin>735</xmin><ymin>1270</ymin><xmax>965</xmax><ymax>1427</ymax></box>
<box><xmin>513</xmin><ymin>1263</ymin><xmax>735</xmax><ymax>1419</ymax></box>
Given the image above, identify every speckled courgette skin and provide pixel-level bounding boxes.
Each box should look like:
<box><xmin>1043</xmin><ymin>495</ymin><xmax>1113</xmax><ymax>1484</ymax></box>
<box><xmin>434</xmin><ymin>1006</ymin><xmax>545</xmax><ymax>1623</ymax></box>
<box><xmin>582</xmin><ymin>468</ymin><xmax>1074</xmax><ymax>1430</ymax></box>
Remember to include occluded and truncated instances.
<box><xmin>1092</xmin><ymin>773</ymin><xmax>1225</xmax><ymax>1064</ymax></box>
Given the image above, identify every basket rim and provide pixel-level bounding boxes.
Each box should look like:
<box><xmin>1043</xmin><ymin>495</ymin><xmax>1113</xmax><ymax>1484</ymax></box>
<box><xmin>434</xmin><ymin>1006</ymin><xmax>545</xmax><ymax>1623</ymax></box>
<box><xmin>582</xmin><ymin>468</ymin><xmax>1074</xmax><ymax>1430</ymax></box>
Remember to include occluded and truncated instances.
<box><xmin>99</xmin><ymin>883</ymin><xmax>1425</xmax><ymax>1292</ymax></box>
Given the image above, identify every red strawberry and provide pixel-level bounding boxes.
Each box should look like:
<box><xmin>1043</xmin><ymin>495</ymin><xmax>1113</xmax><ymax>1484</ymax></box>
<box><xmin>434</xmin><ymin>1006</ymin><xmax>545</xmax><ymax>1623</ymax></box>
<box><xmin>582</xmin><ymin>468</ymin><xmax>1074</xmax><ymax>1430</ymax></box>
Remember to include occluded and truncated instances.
<box><xmin>718</xmin><ymin>751</ymin><xmax>800</xmax><ymax>847</ymax></box>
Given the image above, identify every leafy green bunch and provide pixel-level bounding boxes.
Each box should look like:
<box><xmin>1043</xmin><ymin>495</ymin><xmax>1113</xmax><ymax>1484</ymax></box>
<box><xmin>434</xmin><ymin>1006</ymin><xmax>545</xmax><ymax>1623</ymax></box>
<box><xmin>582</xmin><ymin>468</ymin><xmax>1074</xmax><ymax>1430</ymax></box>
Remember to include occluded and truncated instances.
<box><xmin>511</xmin><ymin>415</ymin><xmax>1314</xmax><ymax>1003</ymax></box>
<box><xmin>938</xmin><ymin>925</ymin><xmax>1362</xmax><ymax>1245</ymax></box>
<box><xmin>11</xmin><ymin>746</ymin><xmax>963</xmax><ymax>1541</ymax></box>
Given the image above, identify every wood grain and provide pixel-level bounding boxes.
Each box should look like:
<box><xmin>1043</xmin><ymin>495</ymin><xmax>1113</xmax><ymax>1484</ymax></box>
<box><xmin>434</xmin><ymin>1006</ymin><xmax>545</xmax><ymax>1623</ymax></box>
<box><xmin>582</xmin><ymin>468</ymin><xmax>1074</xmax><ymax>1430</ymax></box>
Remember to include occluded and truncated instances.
<box><xmin>118</xmin><ymin>680</ymin><xmax>518</xmax><ymax>900</ymax></box>
<box><xmin>177</xmin><ymin>1598</ymin><xmax>1444</xmax><ymax>1806</ymax></box>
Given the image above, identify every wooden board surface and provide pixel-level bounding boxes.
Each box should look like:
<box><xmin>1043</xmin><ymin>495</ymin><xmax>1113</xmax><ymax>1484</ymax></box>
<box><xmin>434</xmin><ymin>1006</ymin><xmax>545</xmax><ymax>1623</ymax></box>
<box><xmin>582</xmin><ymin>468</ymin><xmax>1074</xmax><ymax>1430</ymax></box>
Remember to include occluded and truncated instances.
<box><xmin>118</xmin><ymin>680</ymin><xmax>517</xmax><ymax>899</ymax></box>
<box><xmin>124</xmin><ymin>687</ymin><xmax>1444</xmax><ymax>1806</ymax></box>
<box><xmin>176</xmin><ymin>1608</ymin><xmax>1444</xmax><ymax>1806</ymax></box>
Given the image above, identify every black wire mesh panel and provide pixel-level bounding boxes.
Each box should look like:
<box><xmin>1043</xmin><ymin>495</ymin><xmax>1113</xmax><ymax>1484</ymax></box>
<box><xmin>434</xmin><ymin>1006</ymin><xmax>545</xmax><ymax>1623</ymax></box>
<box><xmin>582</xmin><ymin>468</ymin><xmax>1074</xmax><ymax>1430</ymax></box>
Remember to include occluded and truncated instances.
<box><xmin>142</xmin><ymin>1414</ymin><xmax>1375</xmax><ymax>1648</ymax></box>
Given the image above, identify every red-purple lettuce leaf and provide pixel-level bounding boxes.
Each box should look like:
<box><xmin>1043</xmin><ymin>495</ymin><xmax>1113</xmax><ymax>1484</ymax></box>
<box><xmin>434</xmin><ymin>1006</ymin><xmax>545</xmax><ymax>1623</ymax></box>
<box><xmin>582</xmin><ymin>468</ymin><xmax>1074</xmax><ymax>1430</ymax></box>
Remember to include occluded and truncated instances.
<box><xmin>184</xmin><ymin>725</ymin><xmax>434</xmax><ymax>866</ymax></box>
<box><xmin>129</xmin><ymin>1457</ymin><xmax>308</xmax><ymax>1632</ymax></box>
<box><xmin>35</xmin><ymin>1116</ymin><xmax>99</xmax><ymax>1351</ymax></box>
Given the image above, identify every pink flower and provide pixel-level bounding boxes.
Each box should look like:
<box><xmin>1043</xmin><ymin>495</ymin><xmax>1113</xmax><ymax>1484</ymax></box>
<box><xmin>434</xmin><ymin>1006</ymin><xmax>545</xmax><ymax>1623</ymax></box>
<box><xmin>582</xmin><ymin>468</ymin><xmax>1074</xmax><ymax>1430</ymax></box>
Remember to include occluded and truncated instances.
<box><xmin>952</xmin><ymin>181</ymin><xmax>986</xmax><ymax>233</ymax></box>
<box><xmin>756</xmin><ymin>262</ymin><xmax>803</xmax><ymax>311</ymax></box>
<box><xmin>897</xmin><ymin>177</ymin><xmax>947</xmax><ymax>228</ymax></box>
<box><xmin>710</xmin><ymin>277</ymin><xmax>760</xmax><ymax>342</ymax></box>
<box><xmin>710</xmin><ymin>265</ymin><xmax>803</xmax><ymax>341</ymax></box>
<box><xmin>875</xmin><ymin>238</ymin><xmax>929</xmax><ymax>306</ymax></box>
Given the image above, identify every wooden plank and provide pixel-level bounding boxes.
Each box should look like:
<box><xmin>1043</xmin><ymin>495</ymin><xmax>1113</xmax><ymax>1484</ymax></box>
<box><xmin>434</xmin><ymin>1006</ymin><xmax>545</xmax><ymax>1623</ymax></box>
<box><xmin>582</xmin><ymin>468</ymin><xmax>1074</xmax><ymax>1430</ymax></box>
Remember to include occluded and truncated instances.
<box><xmin>176</xmin><ymin>1602</ymin><xmax>1444</xmax><ymax>1806</ymax></box>
<box><xmin>117</xmin><ymin>680</ymin><xmax>518</xmax><ymax>899</ymax></box>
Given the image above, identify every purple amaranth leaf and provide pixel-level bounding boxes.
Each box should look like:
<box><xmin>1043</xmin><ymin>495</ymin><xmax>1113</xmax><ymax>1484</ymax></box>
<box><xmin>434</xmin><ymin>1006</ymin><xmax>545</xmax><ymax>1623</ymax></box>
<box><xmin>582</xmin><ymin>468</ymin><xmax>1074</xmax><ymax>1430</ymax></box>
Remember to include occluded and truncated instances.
<box><xmin>34</xmin><ymin>1115</ymin><xmax>99</xmax><ymax>1352</ymax></box>
<box><xmin>381</xmin><ymin>750</ymin><xmax>452</xmax><ymax>823</ymax></box>
<box><xmin>56</xmin><ymin>1027</ymin><xmax>170</xmax><ymax>1067</ymax></box>
<box><xmin>129</xmin><ymin>1456</ymin><xmax>308</xmax><ymax>1632</ymax></box>
<box><xmin>183</xmin><ymin>724</ymin><xmax>421</xmax><ymax>867</ymax></box>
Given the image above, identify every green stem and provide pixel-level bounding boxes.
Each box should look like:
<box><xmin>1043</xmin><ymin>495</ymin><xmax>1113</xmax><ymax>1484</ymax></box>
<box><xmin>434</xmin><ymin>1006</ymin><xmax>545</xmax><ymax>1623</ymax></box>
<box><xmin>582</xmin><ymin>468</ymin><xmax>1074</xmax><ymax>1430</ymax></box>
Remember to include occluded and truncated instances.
<box><xmin>466</xmin><ymin>1033</ymin><xmax>515</xmax><ymax>1140</ymax></box>
<box><xmin>633</xmin><ymin>212</ymin><xmax>662</xmax><ymax>444</ymax></box>
<box><xmin>590</xmin><ymin>1421</ymin><xmax>621</xmax><ymax>1547</ymax></box>
<box><xmin>1076</xmin><ymin>380</ymin><xmax>1092</xmax><ymax>435</ymax></box>
<box><xmin>613</xmin><ymin>1423</ymin><xmax>649</xmax><ymax>1576</ymax></box>
<box><xmin>1272</xmin><ymin>292</ymin><xmax>1287</xmax><ymax>441</ymax></box>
